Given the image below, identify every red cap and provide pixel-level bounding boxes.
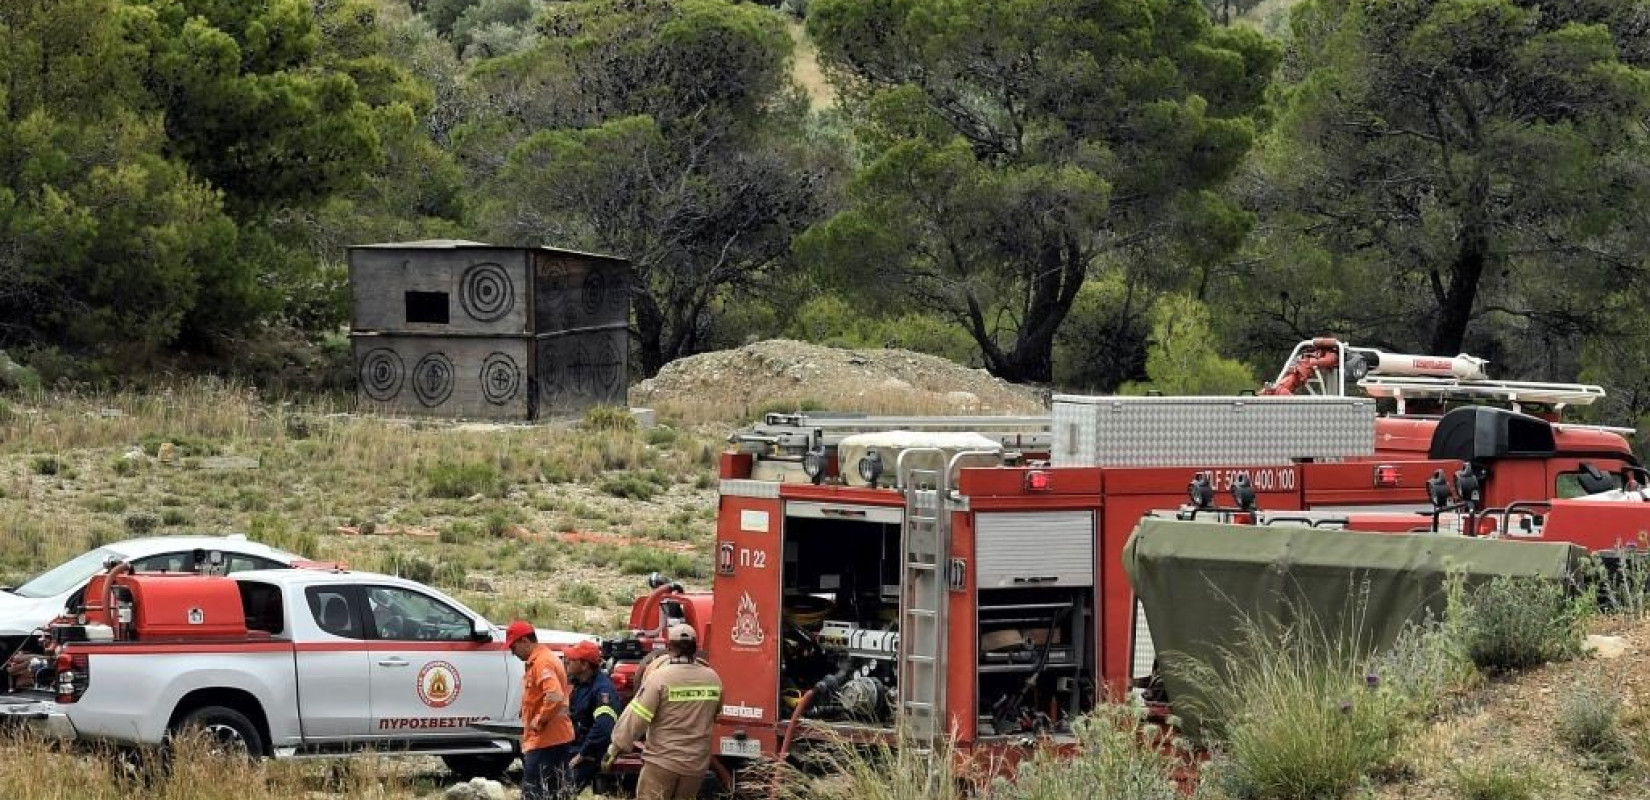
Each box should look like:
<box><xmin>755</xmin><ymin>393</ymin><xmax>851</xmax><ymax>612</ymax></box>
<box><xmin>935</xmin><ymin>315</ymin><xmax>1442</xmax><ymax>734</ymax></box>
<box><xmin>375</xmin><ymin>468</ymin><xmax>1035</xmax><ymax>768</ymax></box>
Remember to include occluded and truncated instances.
<box><xmin>567</xmin><ymin>640</ymin><xmax>602</xmax><ymax>665</ymax></box>
<box><xmin>504</xmin><ymin>620</ymin><xmax>535</xmax><ymax>648</ymax></box>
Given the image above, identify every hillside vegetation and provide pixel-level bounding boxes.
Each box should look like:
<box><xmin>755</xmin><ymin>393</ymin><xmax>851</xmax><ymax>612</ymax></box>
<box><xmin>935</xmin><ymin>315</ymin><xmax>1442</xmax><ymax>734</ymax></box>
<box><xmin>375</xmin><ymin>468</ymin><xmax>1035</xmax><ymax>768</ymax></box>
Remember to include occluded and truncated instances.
<box><xmin>4</xmin><ymin>0</ymin><xmax>1650</xmax><ymax>439</ymax></box>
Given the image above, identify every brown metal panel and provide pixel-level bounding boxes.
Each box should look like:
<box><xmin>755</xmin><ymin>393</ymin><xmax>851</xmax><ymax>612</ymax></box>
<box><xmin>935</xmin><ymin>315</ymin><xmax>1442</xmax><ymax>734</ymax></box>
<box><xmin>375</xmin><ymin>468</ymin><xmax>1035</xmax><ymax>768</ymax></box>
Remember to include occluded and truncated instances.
<box><xmin>348</xmin><ymin>245</ymin><xmax>531</xmax><ymax>335</ymax></box>
<box><xmin>534</xmin><ymin>326</ymin><xmax>629</xmax><ymax>417</ymax></box>
<box><xmin>532</xmin><ymin>252</ymin><xmax>632</xmax><ymax>333</ymax></box>
<box><xmin>353</xmin><ymin>334</ymin><xmax>532</xmax><ymax>420</ymax></box>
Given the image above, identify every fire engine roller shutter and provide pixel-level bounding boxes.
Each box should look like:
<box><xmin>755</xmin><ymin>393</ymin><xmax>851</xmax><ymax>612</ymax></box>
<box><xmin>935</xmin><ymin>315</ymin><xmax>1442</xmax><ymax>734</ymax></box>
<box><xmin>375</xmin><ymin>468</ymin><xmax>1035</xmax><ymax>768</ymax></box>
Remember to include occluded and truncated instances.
<box><xmin>974</xmin><ymin>511</ymin><xmax>1094</xmax><ymax>587</ymax></box>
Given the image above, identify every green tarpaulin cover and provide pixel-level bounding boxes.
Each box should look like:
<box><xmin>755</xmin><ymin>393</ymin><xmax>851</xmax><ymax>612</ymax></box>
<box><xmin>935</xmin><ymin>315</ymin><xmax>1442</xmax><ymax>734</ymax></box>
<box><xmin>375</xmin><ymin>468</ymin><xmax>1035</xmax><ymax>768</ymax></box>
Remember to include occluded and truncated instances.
<box><xmin>1121</xmin><ymin>517</ymin><xmax>1586</xmax><ymax>737</ymax></box>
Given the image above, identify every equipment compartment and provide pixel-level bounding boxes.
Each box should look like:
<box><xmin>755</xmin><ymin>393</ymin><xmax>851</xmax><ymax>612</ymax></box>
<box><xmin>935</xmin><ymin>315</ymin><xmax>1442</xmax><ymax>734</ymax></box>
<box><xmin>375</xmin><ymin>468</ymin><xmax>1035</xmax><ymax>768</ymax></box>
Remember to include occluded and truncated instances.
<box><xmin>974</xmin><ymin>586</ymin><xmax>1093</xmax><ymax>737</ymax></box>
<box><xmin>778</xmin><ymin>512</ymin><xmax>902</xmax><ymax>728</ymax></box>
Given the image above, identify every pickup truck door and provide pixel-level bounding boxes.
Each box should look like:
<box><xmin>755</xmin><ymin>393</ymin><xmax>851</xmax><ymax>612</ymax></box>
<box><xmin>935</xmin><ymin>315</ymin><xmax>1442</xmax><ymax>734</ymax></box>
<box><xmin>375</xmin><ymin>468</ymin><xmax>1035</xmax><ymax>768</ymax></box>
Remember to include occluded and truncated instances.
<box><xmin>293</xmin><ymin>585</ymin><xmax>374</xmax><ymax>741</ymax></box>
<box><xmin>361</xmin><ymin>584</ymin><xmax>511</xmax><ymax>741</ymax></box>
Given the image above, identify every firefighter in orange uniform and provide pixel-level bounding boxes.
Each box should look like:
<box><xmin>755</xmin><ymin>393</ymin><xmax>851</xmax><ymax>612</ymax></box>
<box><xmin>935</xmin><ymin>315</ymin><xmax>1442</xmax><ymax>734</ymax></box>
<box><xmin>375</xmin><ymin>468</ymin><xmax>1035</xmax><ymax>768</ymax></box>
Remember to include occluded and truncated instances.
<box><xmin>507</xmin><ymin>620</ymin><xmax>576</xmax><ymax>800</ymax></box>
<box><xmin>604</xmin><ymin>624</ymin><xmax>723</xmax><ymax>800</ymax></box>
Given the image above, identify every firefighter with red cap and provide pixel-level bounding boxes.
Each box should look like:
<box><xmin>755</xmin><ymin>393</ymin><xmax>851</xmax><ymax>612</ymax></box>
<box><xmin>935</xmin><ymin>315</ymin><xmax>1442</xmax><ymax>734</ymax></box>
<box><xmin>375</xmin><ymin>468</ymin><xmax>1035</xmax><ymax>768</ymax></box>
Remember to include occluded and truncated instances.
<box><xmin>604</xmin><ymin>623</ymin><xmax>722</xmax><ymax>800</ymax></box>
<box><xmin>563</xmin><ymin>639</ymin><xmax>620</xmax><ymax>795</ymax></box>
<box><xmin>507</xmin><ymin>620</ymin><xmax>575</xmax><ymax>800</ymax></box>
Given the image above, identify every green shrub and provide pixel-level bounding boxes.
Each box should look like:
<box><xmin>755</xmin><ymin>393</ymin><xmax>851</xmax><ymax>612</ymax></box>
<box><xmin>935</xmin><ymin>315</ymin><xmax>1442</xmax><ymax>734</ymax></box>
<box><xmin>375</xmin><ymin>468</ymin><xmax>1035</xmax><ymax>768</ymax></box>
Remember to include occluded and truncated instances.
<box><xmin>776</xmin><ymin>723</ymin><xmax>968</xmax><ymax>800</ymax></box>
<box><xmin>138</xmin><ymin>434</ymin><xmax>221</xmax><ymax>458</ymax></box>
<box><xmin>558</xmin><ymin>582</ymin><xmax>602</xmax><ymax>607</ymax></box>
<box><xmin>988</xmin><ymin>703</ymin><xmax>1185</xmax><ymax>800</ymax></box>
<box><xmin>441</xmin><ymin>522</ymin><xmax>477</xmax><ymax>546</ymax></box>
<box><xmin>1176</xmin><ymin>612</ymin><xmax>1408</xmax><ymax>800</ymax></box>
<box><xmin>582</xmin><ymin>405</ymin><xmax>638</xmax><ymax>433</ymax></box>
<box><xmin>161</xmin><ymin>509</ymin><xmax>191</xmax><ymax>527</ymax></box>
<box><xmin>248</xmin><ymin>514</ymin><xmax>320</xmax><ymax>558</ymax></box>
<box><xmin>84</xmin><ymin>527</ymin><xmax>118</xmax><ymax>551</ymax></box>
<box><xmin>578</xmin><ymin>544</ymin><xmax>704</xmax><ymax>578</ymax></box>
<box><xmin>85</xmin><ymin>495</ymin><xmax>128</xmax><ymax>514</ymax></box>
<box><xmin>379</xmin><ymin>552</ymin><xmax>437</xmax><ymax>585</ymax></box>
<box><xmin>483</xmin><ymin>506</ymin><xmax>520</xmax><ymax>538</ymax></box>
<box><xmin>424</xmin><ymin>461</ymin><xmax>504</xmax><ymax>499</ymax></box>
<box><xmin>124</xmin><ymin>513</ymin><xmax>160</xmax><ymax>535</ymax></box>
<box><xmin>618</xmin><ymin>547</ymin><xmax>703</xmax><ymax>578</ymax></box>
<box><xmin>598</xmin><ymin>471</ymin><xmax>669</xmax><ymax>501</ymax></box>
<box><xmin>0</xmin><ymin>351</ymin><xmax>42</xmax><ymax>394</ymax></box>
<box><xmin>1363</xmin><ymin>610</ymin><xmax>1476</xmax><ymax>717</ymax></box>
<box><xmin>110</xmin><ymin>455</ymin><xmax>139</xmax><ymax>477</ymax></box>
<box><xmin>236</xmin><ymin>487</ymin><xmax>271</xmax><ymax>512</ymax></box>
<box><xmin>435</xmin><ymin>560</ymin><xmax>466</xmax><ymax>588</ymax></box>
<box><xmin>1557</xmin><ymin>670</ymin><xmax>1631</xmax><ymax>765</ymax></box>
<box><xmin>1451</xmin><ymin>757</ymin><xmax>1544</xmax><ymax>800</ymax></box>
<box><xmin>1584</xmin><ymin>549</ymin><xmax>1650</xmax><ymax>618</ymax></box>
<box><xmin>1456</xmin><ymin>576</ymin><xmax>1588</xmax><ymax>675</ymax></box>
<box><xmin>644</xmin><ymin>426</ymin><xmax>679</xmax><ymax>447</ymax></box>
<box><xmin>30</xmin><ymin>456</ymin><xmax>61</xmax><ymax>476</ymax></box>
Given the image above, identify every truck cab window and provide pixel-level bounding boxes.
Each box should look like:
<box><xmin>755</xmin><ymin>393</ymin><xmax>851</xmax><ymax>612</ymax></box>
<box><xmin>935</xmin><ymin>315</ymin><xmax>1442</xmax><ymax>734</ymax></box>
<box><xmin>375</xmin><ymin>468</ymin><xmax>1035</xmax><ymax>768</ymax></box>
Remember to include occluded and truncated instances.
<box><xmin>1556</xmin><ymin>470</ymin><xmax>1623</xmax><ymax>499</ymax></box>
<box><xmin>227</xmin><ymin>555</ymin><xmax>287</xmax><ymax>574</ymax></box>
<box><xmin>131</xmin><ymin>553</ymin><xmax>191</xmax><ymax>573</ymax></box>
<box><xmin>306</xmin><ymin>587</ymin><xmax>367</xmax><ymax>640</ymax></box>
<box><xmin>364</xmin><ymin>586</ymin><xmax>472</xmax><ymax>642</ymax></box>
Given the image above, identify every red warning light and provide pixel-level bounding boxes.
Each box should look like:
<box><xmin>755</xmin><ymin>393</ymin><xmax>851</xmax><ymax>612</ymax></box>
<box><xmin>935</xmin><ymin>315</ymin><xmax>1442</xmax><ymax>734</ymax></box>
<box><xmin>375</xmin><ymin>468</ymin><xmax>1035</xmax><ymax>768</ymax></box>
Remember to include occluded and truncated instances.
<box><xmin>1025</xmin><ymin>471</ymin><xmax>1054</xmax><ymax>492</ymax></box>
<box><xmin>1373</xmin><ymin>465</ymin><xmax>1400</xmax><ymax>488</ymax></box>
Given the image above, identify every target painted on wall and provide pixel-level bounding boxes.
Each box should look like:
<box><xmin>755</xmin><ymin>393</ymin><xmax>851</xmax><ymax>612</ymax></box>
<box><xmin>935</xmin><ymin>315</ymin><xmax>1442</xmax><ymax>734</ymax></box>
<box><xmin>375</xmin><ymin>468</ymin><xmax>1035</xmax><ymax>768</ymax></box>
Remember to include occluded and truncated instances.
<box><xmin>359</xmin><ymin>348</ymin><xmax>406</xmax><ymax>402</ymax></box>
<box><xmin>570</xmin><ymin>340</ymin><xmax>624</xmax><ymax>396</ymax></box>
<box><xmin>580</xmin><ymin>271</ymin><xmax>607</xmax><ymax>316</ymax></box>
<box><xmin>459</xmin><ymin>263</ymin><xmax>515</xmax><ymax>323</ymax></box>
<box><xmin>479</xmin><ymin>352</ymin><xmax>523</xmax><ymax>406</ymax></box>
<box><xmin>412</xmin><ymin>353</ymin><xmax>456</xmax><ymax>408</ymax></box>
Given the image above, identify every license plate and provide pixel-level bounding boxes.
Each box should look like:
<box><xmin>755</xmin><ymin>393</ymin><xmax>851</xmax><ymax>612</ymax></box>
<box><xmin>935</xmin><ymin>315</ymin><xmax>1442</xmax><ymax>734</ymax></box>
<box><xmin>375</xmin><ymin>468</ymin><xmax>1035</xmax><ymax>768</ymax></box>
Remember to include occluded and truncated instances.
<box><xmin>719</xmin><ymin>737</ymin><xmax>761</xmax><ymax>758</ymax></box>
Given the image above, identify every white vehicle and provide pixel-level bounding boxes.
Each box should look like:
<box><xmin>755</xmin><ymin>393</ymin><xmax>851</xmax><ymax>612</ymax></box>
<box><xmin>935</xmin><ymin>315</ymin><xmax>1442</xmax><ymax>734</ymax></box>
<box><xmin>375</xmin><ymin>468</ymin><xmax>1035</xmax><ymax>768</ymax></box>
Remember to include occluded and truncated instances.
<box><xmin>0</xmin><ymin>534</ymin><xmax>316</xmax><ymax>687</ymax></box>
<box><xmin>0</xmin><ymin>567</ymin><xmax>594</xmax><ymax>779</ymax></box>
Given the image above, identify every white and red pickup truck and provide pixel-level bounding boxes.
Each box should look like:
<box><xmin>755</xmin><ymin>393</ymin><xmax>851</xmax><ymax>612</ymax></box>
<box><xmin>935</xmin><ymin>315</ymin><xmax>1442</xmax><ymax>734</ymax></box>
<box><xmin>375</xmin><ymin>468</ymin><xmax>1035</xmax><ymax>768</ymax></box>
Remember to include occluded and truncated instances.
<box><xmin>0</xmin><ymin>565</ymin><xmax>596</xmax><ymax>778</ymax></box>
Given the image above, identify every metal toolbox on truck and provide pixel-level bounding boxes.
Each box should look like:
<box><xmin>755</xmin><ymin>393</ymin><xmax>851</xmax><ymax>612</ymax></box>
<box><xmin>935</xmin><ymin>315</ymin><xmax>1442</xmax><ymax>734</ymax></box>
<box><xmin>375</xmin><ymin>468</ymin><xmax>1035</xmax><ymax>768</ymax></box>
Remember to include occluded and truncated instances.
<box><xmin>1049</xmin><ymin>394</ymin><xmax>1377</xmax><ymax>468</ymax></box>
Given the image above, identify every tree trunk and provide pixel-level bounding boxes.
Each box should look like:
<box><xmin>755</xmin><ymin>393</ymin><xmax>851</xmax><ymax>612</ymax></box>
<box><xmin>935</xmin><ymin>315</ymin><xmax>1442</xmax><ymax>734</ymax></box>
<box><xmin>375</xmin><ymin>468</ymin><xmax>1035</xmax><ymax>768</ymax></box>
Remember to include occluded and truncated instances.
<box><xmin>972</xmin><ymin>237</ymin><xmax>1086</xmax><ymax>384</ymax></box>
<box><xmin>1430</xmin><ymin>230</ymin><xmax>1488</xmax><ymax>356</ymax></box>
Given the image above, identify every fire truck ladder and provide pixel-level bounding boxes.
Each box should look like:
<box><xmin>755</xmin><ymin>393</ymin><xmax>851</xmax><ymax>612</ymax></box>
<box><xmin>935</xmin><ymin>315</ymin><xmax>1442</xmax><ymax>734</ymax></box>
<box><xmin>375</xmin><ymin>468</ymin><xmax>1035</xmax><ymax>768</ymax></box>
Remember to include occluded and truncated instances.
<box><xmin>897</xmin><ymin>448</ymin><xmax>950</xmax><ymax>753</ymax></box>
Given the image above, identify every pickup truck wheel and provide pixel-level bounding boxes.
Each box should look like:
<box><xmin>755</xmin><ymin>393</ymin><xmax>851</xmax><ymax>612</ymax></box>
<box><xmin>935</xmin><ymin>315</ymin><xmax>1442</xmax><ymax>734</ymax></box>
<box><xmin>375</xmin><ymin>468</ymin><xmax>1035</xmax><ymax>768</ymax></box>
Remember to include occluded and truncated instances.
<box><xmin>172</xmin><ymin>705</ymin><xmax>265</xmax><ymax>761</ymax></box>
<box><xmin>442</xmin><ymin>753</ymin><xmax>515</xmax><ymax>780</ymax></box>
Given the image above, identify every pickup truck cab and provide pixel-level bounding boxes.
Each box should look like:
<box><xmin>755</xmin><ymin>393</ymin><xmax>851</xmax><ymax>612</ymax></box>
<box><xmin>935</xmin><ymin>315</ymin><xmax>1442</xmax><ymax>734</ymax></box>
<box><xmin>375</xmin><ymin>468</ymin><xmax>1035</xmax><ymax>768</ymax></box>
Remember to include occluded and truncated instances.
<box><xmin>0</xmin><ymin>566</ymin><xmax>595</xmax><ymax>779</ymax></box>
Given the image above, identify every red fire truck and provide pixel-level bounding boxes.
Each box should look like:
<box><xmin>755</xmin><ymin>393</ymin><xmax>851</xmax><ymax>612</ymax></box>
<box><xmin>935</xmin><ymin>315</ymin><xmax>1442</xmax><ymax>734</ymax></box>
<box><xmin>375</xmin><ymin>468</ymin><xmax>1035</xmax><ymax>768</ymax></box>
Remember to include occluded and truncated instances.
<box><xmin>635</xmin><ymin>339</ymin><xmax>1645</xmax><ymax>779</ymax></box>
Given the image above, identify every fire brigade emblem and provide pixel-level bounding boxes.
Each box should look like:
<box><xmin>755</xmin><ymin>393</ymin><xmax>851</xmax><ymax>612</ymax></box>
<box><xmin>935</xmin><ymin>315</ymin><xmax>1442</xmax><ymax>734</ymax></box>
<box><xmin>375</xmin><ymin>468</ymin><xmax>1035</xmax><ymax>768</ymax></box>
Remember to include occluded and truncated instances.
<box><xmin>417</xmin><ymin>661</ymin><xmax>461</xmax><ymax>709</ymax></box>
<box><xmin>731</xmin><ymin>592</ymin><xmax>765</xmax><ymax>648</ymax></box>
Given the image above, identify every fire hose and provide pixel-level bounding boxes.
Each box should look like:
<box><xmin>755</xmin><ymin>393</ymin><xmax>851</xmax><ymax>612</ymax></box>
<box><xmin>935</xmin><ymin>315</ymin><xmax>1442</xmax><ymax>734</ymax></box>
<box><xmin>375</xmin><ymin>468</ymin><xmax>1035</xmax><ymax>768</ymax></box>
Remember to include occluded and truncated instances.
<box><xmin>769</xmin><ymin>688</ymin><xmax>816</xmax><ymax>800</ymax></box>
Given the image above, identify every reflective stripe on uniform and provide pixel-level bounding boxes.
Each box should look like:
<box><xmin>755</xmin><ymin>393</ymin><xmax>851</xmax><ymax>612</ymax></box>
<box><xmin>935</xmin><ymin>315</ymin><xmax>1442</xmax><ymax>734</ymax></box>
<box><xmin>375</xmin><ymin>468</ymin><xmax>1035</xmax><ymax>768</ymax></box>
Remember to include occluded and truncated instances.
<box><xmin>594</xmin><ymin>707</ymin><xmax>617</xmax><ymax>720</ymax></box>
<box><xmin>632</xmin><ymin>704</ymin><xmax>655</xmax><ymax>722</ymax></box>
<box><xmin>545</xmin><ymin>692</ymin><xmax>565</xmax><ymax>702</ymax></box>
<box><xmin>666</xmin><ymin>685</ymin><xmax>722</xmax><ymax>702</ymax></box>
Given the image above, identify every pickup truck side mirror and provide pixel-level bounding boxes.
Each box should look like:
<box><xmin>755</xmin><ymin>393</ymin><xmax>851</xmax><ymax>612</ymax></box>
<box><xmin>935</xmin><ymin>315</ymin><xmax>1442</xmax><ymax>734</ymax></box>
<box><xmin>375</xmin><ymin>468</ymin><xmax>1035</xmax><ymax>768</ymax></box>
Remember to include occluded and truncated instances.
<box><xmin>472</xmin><ymin>619</ymin><xmax>494</xmax><ymax>642</ymax></box>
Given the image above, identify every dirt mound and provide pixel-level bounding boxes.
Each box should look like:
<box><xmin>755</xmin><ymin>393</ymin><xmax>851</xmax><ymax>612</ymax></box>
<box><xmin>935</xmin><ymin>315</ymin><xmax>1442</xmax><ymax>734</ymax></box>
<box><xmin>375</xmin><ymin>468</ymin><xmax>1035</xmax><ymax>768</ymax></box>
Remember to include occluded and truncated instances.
<box><xmin>629</xmin><ymin>339</ymin><xmax>1047</xmax><ymax>422</ymax></box>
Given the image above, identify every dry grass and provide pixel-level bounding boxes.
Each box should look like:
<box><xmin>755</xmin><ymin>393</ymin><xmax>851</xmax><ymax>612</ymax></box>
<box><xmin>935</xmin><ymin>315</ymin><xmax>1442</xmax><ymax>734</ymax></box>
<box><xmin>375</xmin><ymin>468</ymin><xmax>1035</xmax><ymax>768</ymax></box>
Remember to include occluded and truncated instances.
<box><xmin>0</xmin><ymin>381</ymin><xmax>722</xmax><ymax>609</ymax></box>
<box><xmin>0</xmin><ymin>728</ymin><xmax>423</xmax><ymax>799</ymax></box>
<box><xmin>642</xmin><ymin>388</ymin><xmax>1043</xmax><ymax>428</ymax></box>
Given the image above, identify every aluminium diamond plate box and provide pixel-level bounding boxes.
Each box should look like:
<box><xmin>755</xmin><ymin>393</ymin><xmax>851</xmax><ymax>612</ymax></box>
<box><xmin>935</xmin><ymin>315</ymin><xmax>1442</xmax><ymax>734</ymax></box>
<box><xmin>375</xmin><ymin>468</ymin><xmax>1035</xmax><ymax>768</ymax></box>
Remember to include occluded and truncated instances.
<box><xmin>1050</xmin><ymin>395</ymin><xmax>1377</xmax><ymax>467</ymax></box>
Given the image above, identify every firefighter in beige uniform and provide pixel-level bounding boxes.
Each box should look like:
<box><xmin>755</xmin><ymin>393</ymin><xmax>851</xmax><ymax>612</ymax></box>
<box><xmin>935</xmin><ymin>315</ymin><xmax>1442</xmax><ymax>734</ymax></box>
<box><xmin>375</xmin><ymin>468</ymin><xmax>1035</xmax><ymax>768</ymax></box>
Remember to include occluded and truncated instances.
<box><xmin>604</xmin><ymin>624</ymin><xmax>723</xmax><ymax>800</ymax></box>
